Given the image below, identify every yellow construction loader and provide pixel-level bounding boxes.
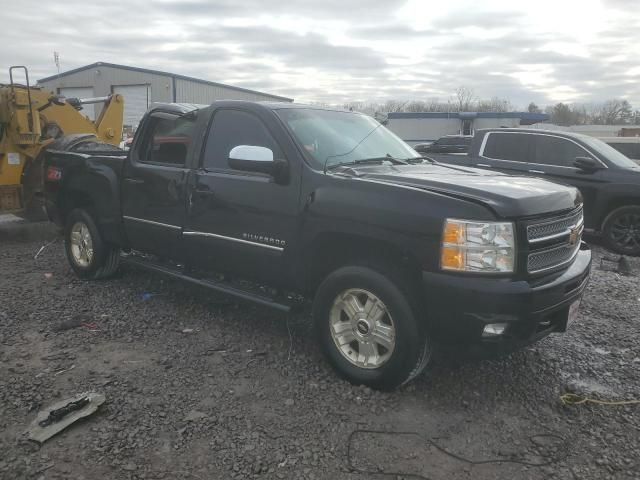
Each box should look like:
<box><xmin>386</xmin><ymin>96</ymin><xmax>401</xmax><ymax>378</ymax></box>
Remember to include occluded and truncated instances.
<box><xmin>0</xmin><ymin>66</ymin><xmax>123</xmax><ymax>219</ymax></box>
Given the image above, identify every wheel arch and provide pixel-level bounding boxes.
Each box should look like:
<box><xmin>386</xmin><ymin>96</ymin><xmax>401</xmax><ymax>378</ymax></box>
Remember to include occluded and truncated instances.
<box><xmin>600</xmin><ymin>197</ymin><xmax>640</xmax><ymax>230</ymax></box>
<box><xmin>303</xmin><ymin>231</ymin><xmax>424</xmax><ymax>302</ymax></box>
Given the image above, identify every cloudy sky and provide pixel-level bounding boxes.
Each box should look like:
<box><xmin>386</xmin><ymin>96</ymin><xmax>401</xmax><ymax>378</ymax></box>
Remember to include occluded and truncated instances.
<box><xmin>1</xmin><ymin>0</ymin><xmax>638</xmax><ymax>108</ymax></box>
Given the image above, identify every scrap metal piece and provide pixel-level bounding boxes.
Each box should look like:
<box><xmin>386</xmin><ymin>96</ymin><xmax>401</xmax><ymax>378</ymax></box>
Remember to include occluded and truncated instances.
<box><xmin>599</xmin><ymin>255</ymin><xmax>633</xmax><ymax>275</ymax></box>
<box><xmin>27</xmin><ymin>392</ymin><xmax>105</xmax><ymax>443</ymax></box>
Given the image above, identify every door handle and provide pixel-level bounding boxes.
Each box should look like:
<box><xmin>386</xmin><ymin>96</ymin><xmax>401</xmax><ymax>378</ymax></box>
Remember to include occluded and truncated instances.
<box><xmin>187</xmin><ymin>191</ymin><xmax>194</xmax><ymax>214</ymax></box>
<box><xmin>124</xmin><ymin>178</ymin><xmax>145</xmax><ymax>184</ymax></box>
<box><xmin>476</xmin><ymin>163</ymin><xmax>492</xmax><ymax>168</ymax></box>
<box><xmin>528</xmin><ymin>169</ymin><xmax>545</xmax><ymax>174</ymax></box>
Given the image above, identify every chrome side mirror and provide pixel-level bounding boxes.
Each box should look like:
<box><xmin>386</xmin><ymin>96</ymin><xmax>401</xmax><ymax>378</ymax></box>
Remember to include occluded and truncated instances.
<box><xmin>229</xmin><ymin>145</ymin><xmax>275</xmax><ymax>174</ymax></box>
<box><xmin>228</xmin><ymin>145</ymin><xmax>289</xmax><ymax>183</ymax></box>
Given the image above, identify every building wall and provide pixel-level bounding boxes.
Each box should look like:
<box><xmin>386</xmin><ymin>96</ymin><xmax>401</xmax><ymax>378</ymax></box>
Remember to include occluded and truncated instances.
<box><xmin>38</xmin><ymin>64</ymin><xmax>291</xmax><ymax>129</ymax></box>
<box><xmin>473</xmin><ymin>117</ymin><xmax>520</xmax><ymax>129</ymax></box>
<box><xmin>528</xmin><ymin>124</ymin><xmax>622</xmax><ymax>137</ymax></box>
<box><xmin>175</xmin><ymin>78</ymin><xmax>282</xmax><ymax>103</ymax></box>
<box><xmin>386</xmin><ymin>118</ymin><xmax>461</xmax><ymax>145</ymax></box>
<box><xmin>39</xmin><ymin>65</ymin><xmax>174</xmax><ymax>103</ymax></box>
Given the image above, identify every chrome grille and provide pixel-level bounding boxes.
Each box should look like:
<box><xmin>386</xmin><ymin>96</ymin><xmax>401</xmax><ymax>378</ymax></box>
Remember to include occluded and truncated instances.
<box><xmin>527</xmin><ymin>207</ymin><xmax>584</xmax><ymax>243</ymax></box>
<box><xmin>528</xmin><ymin>242</ymin><xmax>581</xmax><ymax>274</ymax></box>
<box><xmin>527</xmin><ymin>207</ymin><xmax>584</xmax><ymax>274</ymax></box>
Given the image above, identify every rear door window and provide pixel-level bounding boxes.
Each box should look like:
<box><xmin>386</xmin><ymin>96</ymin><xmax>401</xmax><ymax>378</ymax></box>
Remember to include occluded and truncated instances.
<box><xmin>482</xmin><ymin>132</ymin><xmax>531</xmax><ymax>162</ymax></box>
<box><xmin>141</xmin><ymin>115</ymin><xmax>195</xmax><ymax>167</ymax></box>
<box><xmin>533</xmin><ymin>135</ymin><xmax>593</xmax><ymax>167</ymax></box>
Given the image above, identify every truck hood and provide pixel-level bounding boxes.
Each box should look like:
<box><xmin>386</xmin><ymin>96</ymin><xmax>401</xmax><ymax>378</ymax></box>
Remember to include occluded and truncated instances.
<box><xmin>337</xmin><ymin>162</ymin><xmax>581</xmax><ymax>218</ymax></box>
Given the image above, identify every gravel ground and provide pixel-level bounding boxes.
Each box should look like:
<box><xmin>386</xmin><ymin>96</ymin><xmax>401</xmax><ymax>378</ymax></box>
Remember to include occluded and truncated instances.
<box><xmin>1</xmin><ymin>234</ymin><xmax>639</xmax><ymax>480</ymax></box>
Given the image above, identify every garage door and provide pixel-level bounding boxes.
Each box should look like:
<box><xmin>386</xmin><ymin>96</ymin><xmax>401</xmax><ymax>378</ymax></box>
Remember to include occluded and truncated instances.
<box><xmin>59</xmin><ymin>86</ymin><xmax>95</xmax><ymax>120</ymax></box>
<box><xmin>112</xmin><ymin>84</ymin><xmax>150</xmax><ymax>128</ymax></box>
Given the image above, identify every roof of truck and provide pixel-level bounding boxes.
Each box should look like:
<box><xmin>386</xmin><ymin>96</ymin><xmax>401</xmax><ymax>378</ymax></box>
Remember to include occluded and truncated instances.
<box><xmin>149</xmin><ymin>100</ymin><xmax>359</xmax><ymax>114</ymax></box>
<box><xmin>475</xmin><ymin>127</ymin><xmax>594</xmax><ymax>141</ymax></box>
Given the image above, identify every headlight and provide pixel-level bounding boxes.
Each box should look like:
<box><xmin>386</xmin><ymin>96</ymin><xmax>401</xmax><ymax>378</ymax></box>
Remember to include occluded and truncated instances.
<box><xmin>441</xmin><ymin>219</ymin><xmax>516</xmax><ymax>273</ymax></box>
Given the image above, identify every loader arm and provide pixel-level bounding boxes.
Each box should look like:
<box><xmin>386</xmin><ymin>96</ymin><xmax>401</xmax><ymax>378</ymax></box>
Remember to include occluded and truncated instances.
<box><xmin>38</xmin><ymin>94</ymin><xmax>124</xmax><ymax>146</ymax></box>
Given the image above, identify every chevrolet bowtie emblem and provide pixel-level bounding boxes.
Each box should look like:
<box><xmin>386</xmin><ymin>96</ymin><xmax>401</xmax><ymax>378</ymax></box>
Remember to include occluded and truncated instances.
<box><xmin>568</xmin><ymin>226</ymin><xmax>580</xmax><ymax>246</ymax></box>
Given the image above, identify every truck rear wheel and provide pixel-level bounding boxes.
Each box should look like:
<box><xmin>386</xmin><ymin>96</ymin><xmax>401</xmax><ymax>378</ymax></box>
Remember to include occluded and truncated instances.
<box><xmin>313</xmin><ymin>265</ymin><xmax>431</xmax><ymax>390</ymax></box>
<box><xmin>64</xmin><ymin>209</ymin><xmax>120</xmax><ymax>279</ymax></box>
<box><xmin>602</xmin><ymin>205</ymin><xmax>640</xmax><ymax>256</ymax></box>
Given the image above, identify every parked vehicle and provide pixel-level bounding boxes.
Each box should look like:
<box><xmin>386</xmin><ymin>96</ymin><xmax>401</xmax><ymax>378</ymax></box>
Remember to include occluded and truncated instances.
<box><xmin>414</xmin><ymin>135</ymin><xmax>472</xmax><ymax>154</ymax></box>
<box><xmin>44</xmin><ymin>102</ymin><xmax>591</xmax><ymax>390</ymax></box>
<box><xmin>599</xmin><ymin>136</ymin><xmax>640</xmax><ymax>161</ymax></box>
<box><xmin>439</xmin><ymin>128</ymin><xmax>640</xmax><ymax>256</ymax></box>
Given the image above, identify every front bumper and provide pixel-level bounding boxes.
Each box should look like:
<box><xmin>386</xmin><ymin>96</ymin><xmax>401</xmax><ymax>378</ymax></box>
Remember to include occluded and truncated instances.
<box><xmin>422</xmin><ymin>242</ymin><xmax>591</xmax><ymax>351</ymax></box>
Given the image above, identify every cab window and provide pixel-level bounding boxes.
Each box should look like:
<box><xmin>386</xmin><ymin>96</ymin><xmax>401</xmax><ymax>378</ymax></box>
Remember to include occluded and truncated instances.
<box><xmin>202</xmin><ymin>109</ymin><xmax>282</xmax><ymax>171</ymax></box>
<box><xmin>533</xmin><ymin>135</ymin><xmax>591</xmax><ymax>167</ymax></box>
<box><xmin>141</xmin><ymin>115</ymin><xmax>195</xmax><ymax>167</ymax></box>
<box><xmin>482</xmin><ymin>132</ymin><xmax>531</xmax><ymax>162</ymax></box>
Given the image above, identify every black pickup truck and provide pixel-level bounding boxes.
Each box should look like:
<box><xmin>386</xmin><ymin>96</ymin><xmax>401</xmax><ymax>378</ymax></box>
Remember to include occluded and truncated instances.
<box><xmin>44</xmin><ymin>102</ymin><xmax>591</xmax><ymax>389</ymax></box>
<box><xmin>440</xmin><ymin>128</ymin><xmax>640</xmax><ymax>256</ymax></box>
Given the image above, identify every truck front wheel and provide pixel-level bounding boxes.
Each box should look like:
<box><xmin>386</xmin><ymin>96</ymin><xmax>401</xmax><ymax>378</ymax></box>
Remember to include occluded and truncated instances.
<box><xmin>64</xmin><ymin>209</ymin><xmax>120</xmax><ymax>279</ymax></box>
<box><xmin>313</xmin><ymin>265</ymin><xmax>431</xmax><ymax>390</ymax></box>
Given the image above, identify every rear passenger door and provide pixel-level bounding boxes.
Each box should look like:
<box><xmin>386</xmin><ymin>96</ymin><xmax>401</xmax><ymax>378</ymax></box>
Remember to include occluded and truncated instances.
<box><xmin>121</xmin><ymin>111</ymin><xmax>195</xmax><ymax>259</ymax></box>
<box><xmin>530</xmin><ymin>134</ymin><xmax>605</xmax><ymax>225</ymax></box>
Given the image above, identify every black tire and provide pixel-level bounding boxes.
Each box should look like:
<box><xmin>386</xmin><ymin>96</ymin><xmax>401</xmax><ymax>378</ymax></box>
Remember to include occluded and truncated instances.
<box><xmin>313</xmin><ymin>265</ymin><xmax>431</xmax><ymax>390</ymax></box>
<box><xmin>64</xmin><ymin>209</ymin><xmax>120</xmax><ymax>279</ymax></box>
<box><xmin>602</xmin><ymin>205</ymin><xmax>640</xmax><ymax>256</ymax></box>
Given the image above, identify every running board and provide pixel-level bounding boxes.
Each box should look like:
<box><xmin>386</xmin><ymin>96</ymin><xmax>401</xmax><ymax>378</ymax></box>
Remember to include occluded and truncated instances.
<box><xmin>122</xmin><ymin>255</ymin><xmax>293</xmax><ymax>313</ymax></box>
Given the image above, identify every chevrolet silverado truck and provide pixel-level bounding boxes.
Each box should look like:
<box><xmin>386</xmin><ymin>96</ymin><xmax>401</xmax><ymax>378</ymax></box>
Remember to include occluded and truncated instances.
<box><xmin>438</xmin><ymin>128</ymin><xmax>640</xmax><ymax>256</ymax></box>
<box><xmin>44</xmin><ymin>102</ymin><xmax>592</xmax><ymax>390</ymax></box>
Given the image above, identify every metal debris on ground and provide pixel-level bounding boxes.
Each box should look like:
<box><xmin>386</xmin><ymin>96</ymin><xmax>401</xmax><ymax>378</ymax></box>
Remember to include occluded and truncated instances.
<box><xmin>27</xmin><ymin>392</ymin><xmax>106</xmax><ymax>443</ymax></box>
<box><xmin>34</xmin><ymin>238</ymin><xmax>59</xmax><ymax>260</ymax></box>
<box><xmin>599</xmin><ymin>255</ymin><xmax>633</xmax><ymax>275</ymax></box>
<box><xmin>52</xmin><ymin>314</ymin><xmax>93</xmax><ymax>332</ymax></box>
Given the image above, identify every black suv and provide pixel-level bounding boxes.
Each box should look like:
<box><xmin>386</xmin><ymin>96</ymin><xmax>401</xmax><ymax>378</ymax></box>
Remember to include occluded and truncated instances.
<box><xmin>414</xmin><ymin>135</ymin><xmax>472</xmax><ymax>154</ymax></box>
<box><xmin>443</xmin><ymin>128</ymin><xmax>640</xmax><ymax>255</ymax></box>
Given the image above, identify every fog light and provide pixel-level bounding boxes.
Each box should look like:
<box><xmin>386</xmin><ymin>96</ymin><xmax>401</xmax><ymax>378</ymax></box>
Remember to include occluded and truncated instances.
<box><xmin>482</xmin><ymin>323</ymin><xmax>508</xmax><ymax>337</ymax></box>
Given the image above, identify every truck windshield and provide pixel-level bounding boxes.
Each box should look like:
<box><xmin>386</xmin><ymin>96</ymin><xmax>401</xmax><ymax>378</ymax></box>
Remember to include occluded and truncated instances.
<box><xmin>276</xmin><ymin>108</ymin><xmax>420</xmax><ymax>169</ymax></box>
<box><xmin>581</xmin><ymin>136</ymin><xmax>639</xmax><ymax>169</ymax></box>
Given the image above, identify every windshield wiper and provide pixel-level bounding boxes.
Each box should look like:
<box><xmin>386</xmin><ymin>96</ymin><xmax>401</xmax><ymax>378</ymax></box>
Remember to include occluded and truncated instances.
<box><xmin>405</xmin><ymin>156</ymin><xmax>437</xmax><ymax>164</ymax></box>
<box><xmin>354</xmin><ymin>156</ymin><xmax>408</xmax><ymax>165</ymax></box>
<box><xmin>327</xmin><ymin>155</ymin><xmax>408</xmax><ymax>170</ymax></box>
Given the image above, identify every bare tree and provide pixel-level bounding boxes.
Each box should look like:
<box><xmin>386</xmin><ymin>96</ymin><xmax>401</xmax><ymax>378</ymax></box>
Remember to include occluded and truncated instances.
<box><xmin>477</xmin><ymin>97</ymin><xmax>513</xmax><ymax>113</ymax></box>
<box><xmin>454</xmin><ymin>86</ymin><xmax>476</xmax><ymax>112</ymax></box>
<box><xmin>597</xmin><ymin>99</ymin><xmax>633</xmax><ymax>125</ymax></box>
<box><xmin>528</xmin><ymin>102</ymin><xmax>542</xmax><ymax>113</ymax></box>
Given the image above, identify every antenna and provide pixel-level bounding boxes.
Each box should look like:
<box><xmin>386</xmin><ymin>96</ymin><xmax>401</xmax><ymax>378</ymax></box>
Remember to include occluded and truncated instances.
<box><xmin>53</xmin><ymin>51</ymin><xmax>61</xmax><ymax>85</ymax></box>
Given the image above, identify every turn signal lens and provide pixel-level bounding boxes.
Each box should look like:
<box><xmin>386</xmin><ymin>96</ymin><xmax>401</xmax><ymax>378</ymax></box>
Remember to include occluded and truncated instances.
<box><xmin>441</xmin><ymin>219</ymin><xmax>516</xmax><ymax>273</ymax></box>
<box><xmin>441</xmin><ymin>246</ymin><xmax>465</xmax><ymax>270</ymax></box>
<box><xmin>443</xmin><ymin>221</ymin><xmax>464</xmax><ymax>244</ymax></box>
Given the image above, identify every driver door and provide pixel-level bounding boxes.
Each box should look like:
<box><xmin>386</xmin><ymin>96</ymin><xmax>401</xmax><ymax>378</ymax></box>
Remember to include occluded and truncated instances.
<box><xmin>183</xmin><ymin>107</ymin><xmax>301</xmax><ymax>285</ymax></box>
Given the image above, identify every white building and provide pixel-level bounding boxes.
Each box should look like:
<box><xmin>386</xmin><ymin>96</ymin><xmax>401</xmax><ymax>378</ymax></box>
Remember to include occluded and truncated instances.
<box><xmin>38</xmin><ymin>62</ymin><xmax>293</xmax><ymax>128</ymax></box>
<box><xmin>386</xmin><ymin>111</ymin><xmax>549</xmax><ymax>145</ymax></box>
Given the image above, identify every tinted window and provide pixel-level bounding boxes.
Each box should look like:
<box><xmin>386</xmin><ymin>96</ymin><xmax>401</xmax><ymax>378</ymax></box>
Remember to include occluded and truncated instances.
<box><xmin>143</xmin><ymin>115</ymin><xmax>195</xmax><ymax>167</ymax></box>
<box><xmin>534</xmin><ymin>136</ymin><xmax>590</xmax><ymax>167</ymax></box>
<box><xmin>203</xmin><ymin>109</ymin><xmax>282</xmax><ymax>171</ymax></box>
<box><xmin>581</xmin><ymin>136</ymin><xmax>639</xmax><ymax>168</ymax></box>
<box><xmin>483</xmin><ymin>133</ymin><xmax>530</xmax><ymax>162</ymax></box>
